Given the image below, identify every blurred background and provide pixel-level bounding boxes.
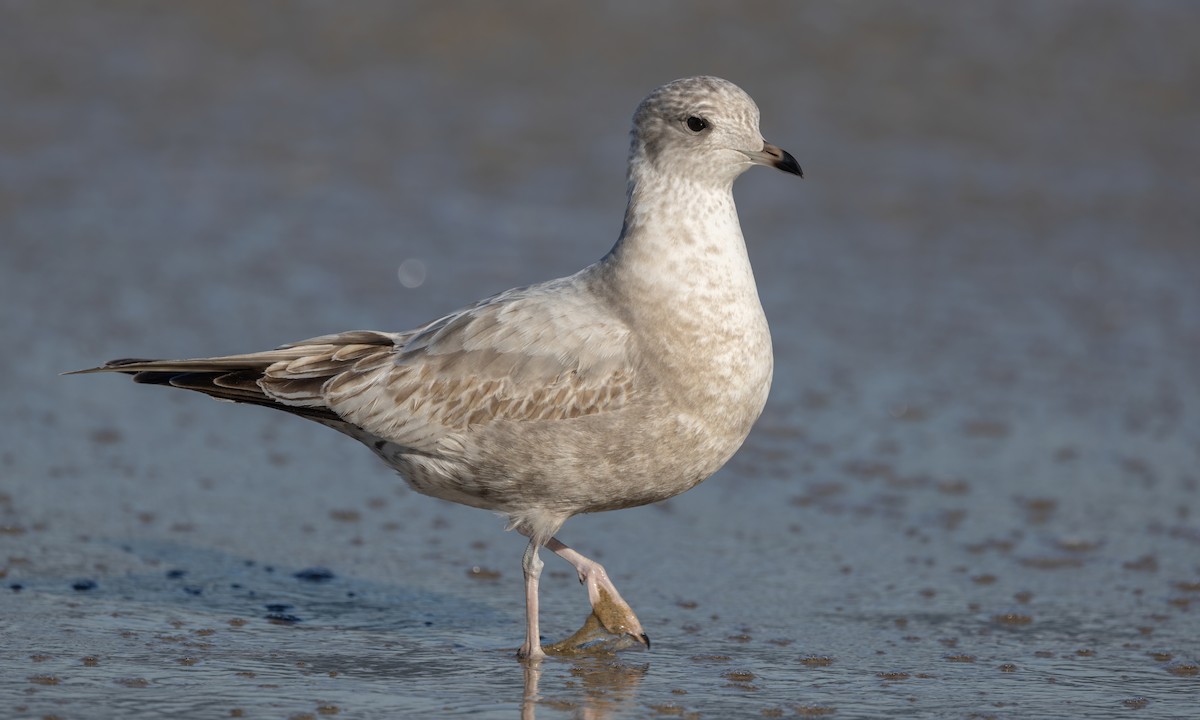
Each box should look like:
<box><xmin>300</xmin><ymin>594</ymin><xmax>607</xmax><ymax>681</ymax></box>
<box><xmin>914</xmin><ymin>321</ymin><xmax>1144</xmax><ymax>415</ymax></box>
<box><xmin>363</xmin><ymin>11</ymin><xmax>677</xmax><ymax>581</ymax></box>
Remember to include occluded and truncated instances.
<box><xmin>2</xmin><ymin>1</ymin><xmax>1197</xmax><ymax>718</ymax></box>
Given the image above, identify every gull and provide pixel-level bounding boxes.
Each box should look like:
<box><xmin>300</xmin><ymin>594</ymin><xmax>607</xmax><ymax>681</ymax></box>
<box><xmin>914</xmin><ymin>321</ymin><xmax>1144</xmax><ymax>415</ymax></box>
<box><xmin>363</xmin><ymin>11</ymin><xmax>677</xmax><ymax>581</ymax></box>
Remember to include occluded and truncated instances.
<box><xmin>70</xmin><ymin>76</ymin><xmax>802</xmax><ymax>661</ymax></box>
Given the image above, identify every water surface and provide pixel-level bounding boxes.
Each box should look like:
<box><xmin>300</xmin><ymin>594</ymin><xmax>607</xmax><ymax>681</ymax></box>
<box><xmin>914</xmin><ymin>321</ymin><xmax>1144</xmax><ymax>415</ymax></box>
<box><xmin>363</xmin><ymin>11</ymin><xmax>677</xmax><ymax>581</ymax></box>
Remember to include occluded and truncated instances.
<box><xmin>2</xmin><ymin>2</ymin><xmax>1197</xmax><ymax>717</ymax></box>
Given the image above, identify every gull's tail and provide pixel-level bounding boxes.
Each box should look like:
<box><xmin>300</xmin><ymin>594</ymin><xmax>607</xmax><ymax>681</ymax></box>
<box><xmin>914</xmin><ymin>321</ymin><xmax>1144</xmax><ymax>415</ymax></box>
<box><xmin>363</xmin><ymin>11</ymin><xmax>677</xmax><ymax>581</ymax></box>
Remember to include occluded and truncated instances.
<box><xmin>65</xmin><ymin>331</ymin><xmax>397</xmax><ymax>425</ymax></box>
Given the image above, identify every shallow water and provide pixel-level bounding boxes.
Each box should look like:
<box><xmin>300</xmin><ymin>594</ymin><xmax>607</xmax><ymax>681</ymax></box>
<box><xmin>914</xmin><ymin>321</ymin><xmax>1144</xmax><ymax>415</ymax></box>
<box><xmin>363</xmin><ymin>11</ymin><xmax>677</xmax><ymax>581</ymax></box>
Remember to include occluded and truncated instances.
<box><xmin>2</xmin><ymin>1</ymin><xmax>1198</xmax><ymax>718</ymax></box>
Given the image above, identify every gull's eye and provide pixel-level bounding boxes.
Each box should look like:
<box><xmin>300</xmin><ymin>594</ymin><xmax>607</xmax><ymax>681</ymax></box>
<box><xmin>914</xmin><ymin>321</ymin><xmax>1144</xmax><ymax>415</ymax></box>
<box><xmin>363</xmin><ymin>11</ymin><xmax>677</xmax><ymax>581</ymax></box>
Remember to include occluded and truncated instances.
<box><xmin>685</xmin><ymin>116</ymin><xmax>709</xmax><ymax>133</ymax></box>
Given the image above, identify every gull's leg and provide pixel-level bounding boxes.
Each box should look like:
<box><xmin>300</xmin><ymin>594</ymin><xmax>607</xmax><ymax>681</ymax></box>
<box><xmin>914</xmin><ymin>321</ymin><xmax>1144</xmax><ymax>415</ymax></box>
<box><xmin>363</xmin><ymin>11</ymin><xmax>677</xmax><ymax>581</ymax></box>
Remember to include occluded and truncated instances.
<box><xmin>547</xmin><ymin>537</ymin><xmax>650</xmax><ymax>647</ymax></box>
<box><xmin>517</xmin><ymin>538</ymin><xmax>547</xmax><ymax>662</ymax></box>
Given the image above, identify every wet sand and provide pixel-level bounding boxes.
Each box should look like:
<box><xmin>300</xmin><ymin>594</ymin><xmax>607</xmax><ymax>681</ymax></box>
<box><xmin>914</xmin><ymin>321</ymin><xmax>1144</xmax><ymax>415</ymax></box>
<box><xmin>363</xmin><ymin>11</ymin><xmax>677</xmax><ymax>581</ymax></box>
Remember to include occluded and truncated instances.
<box><xmin>2</xmin><ymin>2</ymin><xmax>1198</xmax><ymax>718</ymax></box>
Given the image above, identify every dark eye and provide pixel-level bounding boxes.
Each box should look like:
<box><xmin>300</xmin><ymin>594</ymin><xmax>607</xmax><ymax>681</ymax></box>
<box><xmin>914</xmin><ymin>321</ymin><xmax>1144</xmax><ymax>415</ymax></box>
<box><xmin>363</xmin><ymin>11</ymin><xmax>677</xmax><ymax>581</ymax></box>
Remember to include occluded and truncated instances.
<box><xmin>685</xmin><ymin>116</ymin><xmax>709</xmax><ymax>133</ymax></box>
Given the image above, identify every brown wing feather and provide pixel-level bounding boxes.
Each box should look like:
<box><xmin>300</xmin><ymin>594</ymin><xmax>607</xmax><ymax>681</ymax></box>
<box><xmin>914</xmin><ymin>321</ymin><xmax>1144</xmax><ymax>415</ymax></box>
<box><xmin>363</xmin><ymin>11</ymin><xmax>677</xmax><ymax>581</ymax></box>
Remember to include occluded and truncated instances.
<box><xmin>263</xmin><ymin>286</ymin><xmax>637</xmax><ymax>449</ymax></box>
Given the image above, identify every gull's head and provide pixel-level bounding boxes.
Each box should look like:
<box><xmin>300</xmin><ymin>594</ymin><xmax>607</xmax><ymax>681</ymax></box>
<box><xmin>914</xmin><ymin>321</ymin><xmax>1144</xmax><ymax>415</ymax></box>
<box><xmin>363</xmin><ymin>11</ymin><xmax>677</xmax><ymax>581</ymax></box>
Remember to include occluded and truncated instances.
<box><xmin>628</xmin><ymin>76</ymin><xmax>802</xmax><ymax>187</ymax></box>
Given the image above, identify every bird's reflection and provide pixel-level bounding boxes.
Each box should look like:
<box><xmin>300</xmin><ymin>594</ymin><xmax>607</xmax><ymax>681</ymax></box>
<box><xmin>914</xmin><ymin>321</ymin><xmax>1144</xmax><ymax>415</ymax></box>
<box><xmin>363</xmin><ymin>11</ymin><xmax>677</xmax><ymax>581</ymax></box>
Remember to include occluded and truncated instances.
<box><xmin>521</xmin><ymin>644</ymin><xmax>648</xmax><ymax>719</ymax></box>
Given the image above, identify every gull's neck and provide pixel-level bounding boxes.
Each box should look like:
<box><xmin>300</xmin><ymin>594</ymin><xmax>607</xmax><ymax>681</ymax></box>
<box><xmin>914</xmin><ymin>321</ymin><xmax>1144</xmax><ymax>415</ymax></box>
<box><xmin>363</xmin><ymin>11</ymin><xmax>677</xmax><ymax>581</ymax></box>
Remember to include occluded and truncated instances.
<box><xmin>594</xmin><ymin>158</ymin><xmax>773</xmax><ymax>432</ymax></box>
<box><xmin>601</xmin><ymin>162</ymin><xmax>759</xmax><ymax>311</ymax></box>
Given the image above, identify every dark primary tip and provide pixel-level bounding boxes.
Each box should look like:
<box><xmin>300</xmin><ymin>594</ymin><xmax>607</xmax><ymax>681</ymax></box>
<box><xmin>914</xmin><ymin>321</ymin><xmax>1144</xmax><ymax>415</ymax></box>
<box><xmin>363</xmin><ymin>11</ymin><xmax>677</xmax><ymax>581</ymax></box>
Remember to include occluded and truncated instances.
<box><xmin>107</xmin><ymin>358</ymin><xmax>157</xmax><ymax>367</ymax></box>
<box><xmin>641</xmin><ymin>632</ymin><xmax>651</xmax><ymax>649</ymax></box>
<box><xmin>776</xmin><ymin>149</ymin><xmax>803</xmax><ymax>178</ymax></box>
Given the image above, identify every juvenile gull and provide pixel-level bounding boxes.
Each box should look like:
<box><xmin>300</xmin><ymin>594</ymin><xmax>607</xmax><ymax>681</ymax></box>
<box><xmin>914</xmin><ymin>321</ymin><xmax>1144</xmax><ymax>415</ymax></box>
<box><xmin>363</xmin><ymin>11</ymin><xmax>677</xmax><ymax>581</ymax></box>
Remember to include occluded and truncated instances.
<box><xmin>71</xmin><ymin>76</ymin><xmax>802</xmax><ymax>661</ymax></box>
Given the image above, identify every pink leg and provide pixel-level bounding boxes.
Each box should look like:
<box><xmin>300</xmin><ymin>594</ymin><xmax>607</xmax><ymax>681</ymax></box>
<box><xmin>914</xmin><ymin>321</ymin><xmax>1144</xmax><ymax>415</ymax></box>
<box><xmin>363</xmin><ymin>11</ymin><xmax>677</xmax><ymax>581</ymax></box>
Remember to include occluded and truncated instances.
<box><xmin>547</xmin><ymin>537</ymin><xmax>649</xmax><ymax>647</ymax></box>
<box><xmin>517</xmin><ymin>538</ymin><xmax>546</xmax><ymax>661</ymax></box>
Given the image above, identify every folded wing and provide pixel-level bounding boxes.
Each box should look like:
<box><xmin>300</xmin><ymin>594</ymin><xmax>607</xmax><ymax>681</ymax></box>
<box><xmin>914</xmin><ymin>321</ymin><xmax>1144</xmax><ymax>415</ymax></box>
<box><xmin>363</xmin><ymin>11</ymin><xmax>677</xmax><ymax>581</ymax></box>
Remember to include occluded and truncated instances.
<box><xmin>72</xmin><ymin>281</ymin><xmax>637</xmax><ymax>453</ymax></box>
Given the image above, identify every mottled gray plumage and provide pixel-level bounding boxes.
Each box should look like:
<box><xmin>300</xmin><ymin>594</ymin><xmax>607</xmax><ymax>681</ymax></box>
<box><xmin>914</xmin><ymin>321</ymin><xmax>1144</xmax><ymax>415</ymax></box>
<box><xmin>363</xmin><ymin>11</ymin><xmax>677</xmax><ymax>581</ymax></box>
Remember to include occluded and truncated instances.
<box><xmin>72</xmin><ymin>76</ymin><xmax>802</xmax><ymax>661</ymax></box>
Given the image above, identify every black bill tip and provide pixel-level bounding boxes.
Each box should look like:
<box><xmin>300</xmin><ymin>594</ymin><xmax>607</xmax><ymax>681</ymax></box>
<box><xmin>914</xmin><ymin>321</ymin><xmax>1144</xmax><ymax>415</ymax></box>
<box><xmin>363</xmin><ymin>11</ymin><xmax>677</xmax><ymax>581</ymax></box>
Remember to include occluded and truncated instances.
<box><xmin>775</xmin><ymin>149</ymin><xmax>803</xmax><ymax>178</ymax></box>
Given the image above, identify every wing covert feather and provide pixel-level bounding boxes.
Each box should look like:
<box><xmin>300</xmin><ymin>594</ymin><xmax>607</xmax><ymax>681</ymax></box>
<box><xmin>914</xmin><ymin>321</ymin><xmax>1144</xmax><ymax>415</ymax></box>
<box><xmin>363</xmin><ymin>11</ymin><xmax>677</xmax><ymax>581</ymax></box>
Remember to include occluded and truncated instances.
<box><xmin>258</xmin><ymin>284</ymin><xmax>637</xmax><ymax>451</ymax></box>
